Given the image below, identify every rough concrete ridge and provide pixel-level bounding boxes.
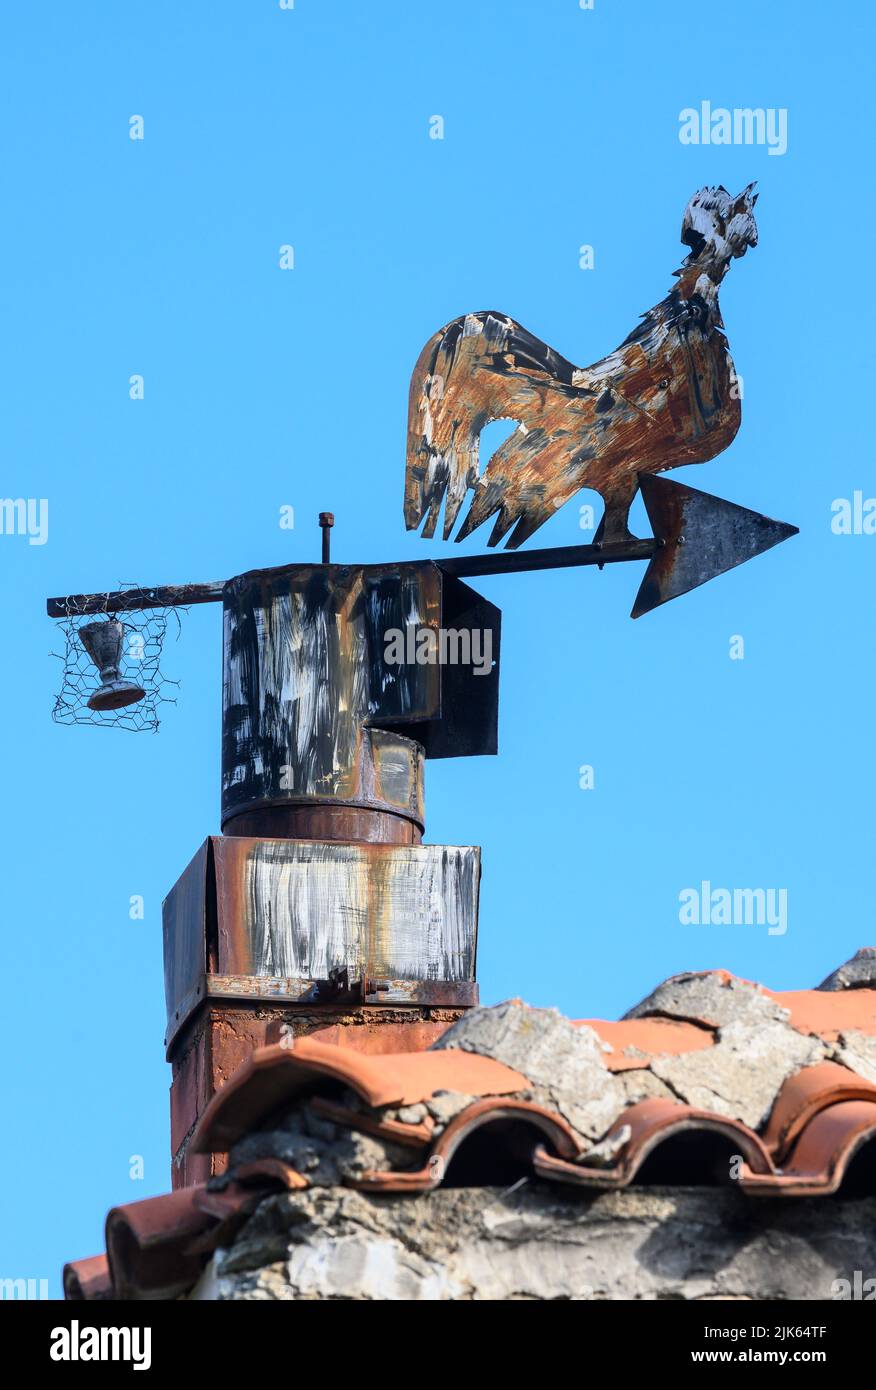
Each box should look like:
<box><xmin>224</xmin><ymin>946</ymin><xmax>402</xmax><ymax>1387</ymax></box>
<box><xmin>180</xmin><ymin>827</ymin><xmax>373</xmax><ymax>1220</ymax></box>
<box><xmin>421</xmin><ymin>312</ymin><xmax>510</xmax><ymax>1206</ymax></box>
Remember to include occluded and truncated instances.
<box><xmin>189</xmin><ymin>1186</ymin><xmax>876</xmax><ymax>1302</ymax></box>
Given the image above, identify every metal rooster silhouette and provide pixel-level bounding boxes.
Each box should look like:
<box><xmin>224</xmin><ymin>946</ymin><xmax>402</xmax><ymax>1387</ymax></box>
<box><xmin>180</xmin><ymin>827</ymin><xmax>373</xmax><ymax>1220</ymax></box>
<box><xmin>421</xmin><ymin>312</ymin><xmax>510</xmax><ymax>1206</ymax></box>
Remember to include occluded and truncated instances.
<box><xmin>405</xmin><ymin>184</ymin><xmax>758</xmax><ymax>549</ymax></box>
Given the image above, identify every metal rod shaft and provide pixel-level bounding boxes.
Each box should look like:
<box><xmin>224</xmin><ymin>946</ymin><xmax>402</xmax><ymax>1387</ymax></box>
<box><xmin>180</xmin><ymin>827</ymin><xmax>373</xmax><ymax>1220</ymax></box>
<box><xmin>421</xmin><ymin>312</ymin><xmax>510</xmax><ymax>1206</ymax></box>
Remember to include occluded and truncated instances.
<box><xmin>46</xmin><ymin>538</ymin><xmax>657</xmax><ymax>617</ymax></box>
<box><xmin>437</xmin><ymin>537</ymin><xmax>656</xmax><ymax>578</ymax></box>
<box><xmin>46</xmin><ymin>580</ymin><xmax>226</xmax><ymax>618</ymax></box>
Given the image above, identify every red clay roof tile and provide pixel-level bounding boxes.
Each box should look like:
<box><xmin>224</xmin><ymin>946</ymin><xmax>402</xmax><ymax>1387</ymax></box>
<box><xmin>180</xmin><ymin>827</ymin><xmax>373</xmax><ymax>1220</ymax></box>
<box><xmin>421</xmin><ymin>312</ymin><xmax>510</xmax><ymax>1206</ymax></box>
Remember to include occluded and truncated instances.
<box><xmin>580</xmin><ymin>1017</ymin><xmax>715</xmax><ymax>1070</ymax></box>
<box><xmin>769</xmin><ymin>988</ymin><xmax>876</xmax><ymax>1039</ymax></box>
<box><xmin>62</xmin><ymin>1254</ymin><xmax>113</xmax><ymax>1302</ymax></box>
<box><xmin>533</xmin><ymin>1098</ymin><xmax>773</xmax><ymax>1189</ymax></box>
<box><xmin>760</xmin><ymin>1061</ymin><xmax>876</xmax><ymax>1157</ymax></box>
<box><xmin>309</xmin><ymin>1095</ymin><xmax>434</xmax><ymax>1148</ymax></box>
<box><xmin>192</xmin><ymin>1037</ymin><xmax>529</xmax><ymax>1153</ymax></box>
<box><xmin>104</xmin><ymin>1185</ymin><xmax>215</xmax><ymax>1300</ymax></box>
<box><xmin>741</xmin><ymin>1099</ymin><xmax>876</xmax><ymax>1196</ymax></box>
<box><xmin>354</xmin><ymin>1097</ymin><xmax>580</xmax><ymax>1193</ymax></box>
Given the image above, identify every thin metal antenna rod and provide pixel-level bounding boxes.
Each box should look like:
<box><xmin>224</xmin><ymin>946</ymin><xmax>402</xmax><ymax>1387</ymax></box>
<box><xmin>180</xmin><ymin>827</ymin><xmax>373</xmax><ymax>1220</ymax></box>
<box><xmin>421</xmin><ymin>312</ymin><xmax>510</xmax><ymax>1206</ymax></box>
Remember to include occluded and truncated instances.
<box><xmin>319</xmin><ymin>511</ymin><xmax>335</xmax><ymax>565</ymax></box>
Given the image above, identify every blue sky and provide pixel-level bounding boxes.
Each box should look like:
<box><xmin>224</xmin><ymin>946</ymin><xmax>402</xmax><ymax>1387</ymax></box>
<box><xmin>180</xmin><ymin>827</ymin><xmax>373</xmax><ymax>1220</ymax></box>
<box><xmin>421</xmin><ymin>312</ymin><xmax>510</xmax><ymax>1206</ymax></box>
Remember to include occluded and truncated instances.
<box><xmin>1</xmin><ymin>1</ymin><xmax>873</xmax><ymax>1295</ymax></box>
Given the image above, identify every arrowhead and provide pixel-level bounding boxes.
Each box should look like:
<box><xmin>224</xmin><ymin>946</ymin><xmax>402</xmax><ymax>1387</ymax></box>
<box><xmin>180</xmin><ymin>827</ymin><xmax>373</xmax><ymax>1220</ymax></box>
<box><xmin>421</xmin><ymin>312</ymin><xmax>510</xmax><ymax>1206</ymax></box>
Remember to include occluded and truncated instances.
<box><xmin>631</xmin><ymin>474</ymin><xmax>798</xmax><ymax>618</ymax></box>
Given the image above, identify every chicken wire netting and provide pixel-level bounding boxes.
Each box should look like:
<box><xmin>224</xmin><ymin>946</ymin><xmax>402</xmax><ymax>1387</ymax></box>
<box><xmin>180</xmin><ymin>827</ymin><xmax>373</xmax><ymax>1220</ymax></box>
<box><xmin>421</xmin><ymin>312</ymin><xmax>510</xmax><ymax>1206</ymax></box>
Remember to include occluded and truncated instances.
<box><xmin>51</xmin><ymin>587</ymin><xmax>185</xmax><ymax>732</ymax></box>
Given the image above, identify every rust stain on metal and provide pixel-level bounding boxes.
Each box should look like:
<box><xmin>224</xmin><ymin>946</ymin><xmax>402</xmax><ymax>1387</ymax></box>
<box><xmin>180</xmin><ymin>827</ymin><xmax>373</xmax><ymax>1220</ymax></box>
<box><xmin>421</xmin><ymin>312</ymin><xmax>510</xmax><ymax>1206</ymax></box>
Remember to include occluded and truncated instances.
<box><xmin>406</xmin><ymin>185</ymin><xmax>759</xmax><ymax>548</ymax></box>
<box><xmin>263</xmin><ymin>1011</ymin><xmax>465</xmax><ymax>1053</ymax></box>
<box><xmin>223</xmin><ymin>804</ymin><xmax>423</xmax><ymax>844</ymax></box>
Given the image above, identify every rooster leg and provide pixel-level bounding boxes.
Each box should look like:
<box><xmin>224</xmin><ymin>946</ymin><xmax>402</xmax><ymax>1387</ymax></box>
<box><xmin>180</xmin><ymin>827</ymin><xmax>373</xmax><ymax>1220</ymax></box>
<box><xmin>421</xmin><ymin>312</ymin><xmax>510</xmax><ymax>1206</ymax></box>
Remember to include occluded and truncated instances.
<box><xmin>593</xmin><ymin>480</ymin><xmax>640</xmax><ymax>545</ymax></box>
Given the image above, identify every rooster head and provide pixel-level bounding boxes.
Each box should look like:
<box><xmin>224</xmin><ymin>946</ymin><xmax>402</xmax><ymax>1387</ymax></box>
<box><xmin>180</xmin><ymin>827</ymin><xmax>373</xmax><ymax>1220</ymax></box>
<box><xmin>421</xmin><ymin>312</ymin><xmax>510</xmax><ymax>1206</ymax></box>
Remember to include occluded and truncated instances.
<box><xmin>681</xmin><ymin>184</ymin><xmax>758</xmax><ymax>273</ymax></box>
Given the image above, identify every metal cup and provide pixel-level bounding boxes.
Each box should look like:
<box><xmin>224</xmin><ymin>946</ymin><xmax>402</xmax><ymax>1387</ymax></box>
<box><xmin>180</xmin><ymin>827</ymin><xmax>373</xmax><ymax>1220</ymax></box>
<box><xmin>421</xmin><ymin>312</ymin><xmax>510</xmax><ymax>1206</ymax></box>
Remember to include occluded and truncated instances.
<box><xmin>79</xmin><ymin>620</ymin><xmax>146</xmax><ymax>712</ymax></box>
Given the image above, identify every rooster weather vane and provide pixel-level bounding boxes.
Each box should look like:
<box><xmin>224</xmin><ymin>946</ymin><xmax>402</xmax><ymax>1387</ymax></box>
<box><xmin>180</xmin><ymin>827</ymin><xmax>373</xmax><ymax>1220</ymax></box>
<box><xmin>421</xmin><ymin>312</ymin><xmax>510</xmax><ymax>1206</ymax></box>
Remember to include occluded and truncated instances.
<box><xmin>48</xmin><ymin>185</ymin><xmax>797</xmax><ymax>783</ymax></box>
<box><xmin>45</xmin><ymin>185</ymin><xmax>801</xmax><ymax>1039</ymax></box>
<box><xmin>407</xmin><ymin>182</ymin><xmax>760</xmax><ymax>550</ymax></box>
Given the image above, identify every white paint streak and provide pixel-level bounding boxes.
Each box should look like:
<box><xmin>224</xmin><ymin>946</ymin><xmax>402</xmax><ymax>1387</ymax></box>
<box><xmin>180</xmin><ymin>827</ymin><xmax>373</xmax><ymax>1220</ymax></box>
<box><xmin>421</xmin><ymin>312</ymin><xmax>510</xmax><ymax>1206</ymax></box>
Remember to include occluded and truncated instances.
<box><xmin>240</xmin><ymin>841</ymin><xmax>478</xmax><ymax>982</ymax></box>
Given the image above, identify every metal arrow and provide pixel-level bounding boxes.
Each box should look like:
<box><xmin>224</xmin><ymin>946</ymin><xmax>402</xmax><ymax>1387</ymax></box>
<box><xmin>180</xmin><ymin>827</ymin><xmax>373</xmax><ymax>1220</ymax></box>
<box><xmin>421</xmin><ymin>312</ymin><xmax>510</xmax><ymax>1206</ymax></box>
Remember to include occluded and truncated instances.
<box><xmin>437</xmin><ymin>475</ymin><xmax>798</xmax><ymax>616</ymax></box>
<box><xmin>630</xmin><ymin>474</ymin><xmax>799</xmax><ymax>618</ymax></box>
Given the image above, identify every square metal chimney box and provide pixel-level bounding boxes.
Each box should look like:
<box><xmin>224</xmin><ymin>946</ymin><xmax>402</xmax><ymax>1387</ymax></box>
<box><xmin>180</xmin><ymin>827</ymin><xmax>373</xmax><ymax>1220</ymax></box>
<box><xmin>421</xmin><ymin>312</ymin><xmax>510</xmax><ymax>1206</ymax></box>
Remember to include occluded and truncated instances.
<box><xmin>162</xmin><ymin>835</ymin><xmax>480</xmax><ymax>1050</ymax></box>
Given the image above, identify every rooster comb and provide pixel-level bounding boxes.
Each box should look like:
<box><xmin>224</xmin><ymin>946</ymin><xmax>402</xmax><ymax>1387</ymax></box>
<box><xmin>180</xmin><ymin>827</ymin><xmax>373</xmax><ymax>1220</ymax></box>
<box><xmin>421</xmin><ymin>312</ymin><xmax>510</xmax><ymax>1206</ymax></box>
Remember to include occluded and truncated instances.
<box><xmin>681</xmin><ymin>183</ymin><xmax>759</xmax><ymax>259</ymax></box>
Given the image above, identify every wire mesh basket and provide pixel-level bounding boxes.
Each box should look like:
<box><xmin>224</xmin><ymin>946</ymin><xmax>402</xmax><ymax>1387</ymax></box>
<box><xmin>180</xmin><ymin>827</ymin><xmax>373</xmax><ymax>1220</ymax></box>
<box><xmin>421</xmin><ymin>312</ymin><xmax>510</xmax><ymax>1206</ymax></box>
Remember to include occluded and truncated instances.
<box><xmin>50</xmin><ymin>585</ymin><xmax>184</xmax><ymax>732</ymax></box>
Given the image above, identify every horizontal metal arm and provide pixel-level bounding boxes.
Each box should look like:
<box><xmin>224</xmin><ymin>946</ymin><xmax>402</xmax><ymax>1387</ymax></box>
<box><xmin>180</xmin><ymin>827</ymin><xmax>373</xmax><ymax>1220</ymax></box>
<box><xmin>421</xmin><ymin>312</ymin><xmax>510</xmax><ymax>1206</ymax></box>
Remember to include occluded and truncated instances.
<box><xmin>46</xmin><ymin>580</ymin><xmax>226</xmax><ymax>618</ymax></box>
<box><xmin>44</xmin><ymin>479</ymin><xmax>798</xmax><ymax>623</ymax></box>
<box><xmin>45</xmin><ymin>541</ymin><xmax>658</xmax><ymax>617</ymax></box>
